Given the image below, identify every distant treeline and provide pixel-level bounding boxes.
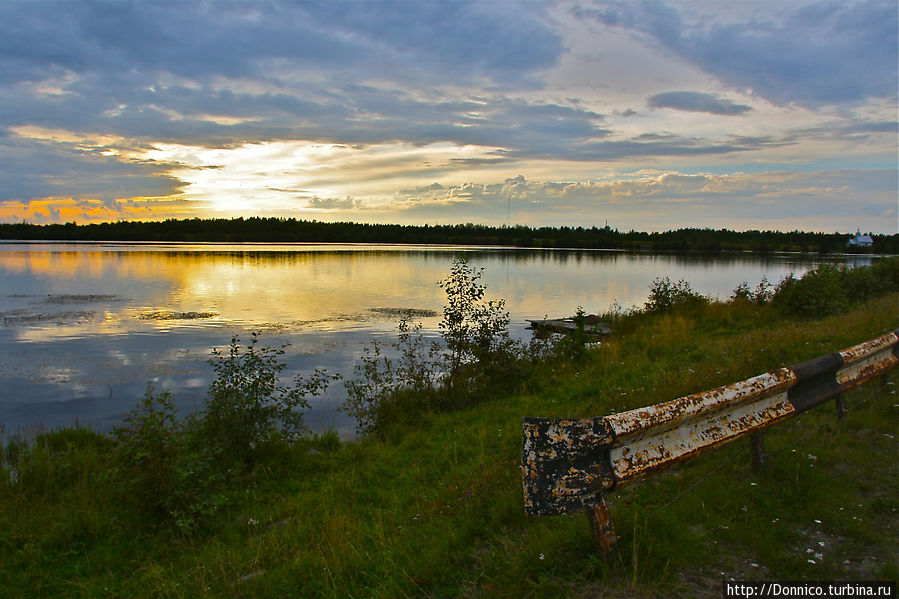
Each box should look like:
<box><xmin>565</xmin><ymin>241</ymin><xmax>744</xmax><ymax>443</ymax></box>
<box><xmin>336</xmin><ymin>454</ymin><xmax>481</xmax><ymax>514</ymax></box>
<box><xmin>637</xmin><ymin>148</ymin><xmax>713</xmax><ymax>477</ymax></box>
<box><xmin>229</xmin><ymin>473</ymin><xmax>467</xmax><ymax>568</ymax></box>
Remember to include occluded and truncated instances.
<box><xmin>0</xmin><ymin>218</ymin><xmax>895</xmax><ymax>254</ymax></box>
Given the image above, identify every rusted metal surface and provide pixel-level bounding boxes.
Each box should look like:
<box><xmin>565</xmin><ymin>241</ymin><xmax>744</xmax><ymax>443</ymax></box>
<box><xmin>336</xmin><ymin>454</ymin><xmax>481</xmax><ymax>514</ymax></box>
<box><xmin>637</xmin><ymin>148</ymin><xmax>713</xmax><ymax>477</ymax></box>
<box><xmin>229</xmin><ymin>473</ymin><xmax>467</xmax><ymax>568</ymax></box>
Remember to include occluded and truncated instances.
<box><xmin>607</xmin><ymin>383</ymin><xmax>795</xmax><ymax>484</ymax></box>
<box><xmin>603</xmin><ymin>369</ymin><xmax>795</xmax><ymax>482</ymax></box>
<box><xmin>605</xmin><ymin>368</ymin><xmax>795</xmax><ymax>436</ymax></box>
<box><xmin>587</xmin><ymin>498</ymin><xmax>618</xmax><ymax>556</ymax></box>
<box><xmin>836</xmin><ymin>331</ymin><xmax>899</xmax><ymax>392</ymax></box>
<box><xmin>521</xmin><ymin>417</ymin><xmax>615</xmax><ymax>516</ymax></box>
<box><xmin>522</xmin><ymin>330</ymin><xmax>898</xmax><ymax>517</ymax></box>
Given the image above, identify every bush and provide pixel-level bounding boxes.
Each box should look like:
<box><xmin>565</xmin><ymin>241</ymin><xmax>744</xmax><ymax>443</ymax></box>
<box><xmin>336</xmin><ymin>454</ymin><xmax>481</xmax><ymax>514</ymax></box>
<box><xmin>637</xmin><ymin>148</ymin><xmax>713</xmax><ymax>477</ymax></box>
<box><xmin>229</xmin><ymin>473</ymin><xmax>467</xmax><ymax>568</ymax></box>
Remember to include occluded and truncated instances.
<box><xmin>199</xmin><ymin>333</ymin><xmax>337</xmax><ymax>468</ymax></box>
<box><xmin>868</xmin><ymin>257</ymin><xmax>899</xmax><ymax>290</ymax></box>
<box><xmin>438</xmin><ymin>259</ymin><xmax>513</xmax><ymax>389</ymax></box>
<box><xmin>343</xmin><ymin>317</ymin><xmax>442</xmax><ymax>435</ymax></box>
<box><xmin>731</xmin><ymin>276</ymin><xmax>773</xmax><ymax>305</ymax></box>
<box><xmin>772</xmin><ymin>264</ymin><xmax>850</xmax><ymax>319</ymax></box>
<box><xmin>113</xmin><ymin>384</ymin><xmax>222</xmax><ymax>532</ymax></box>
<box><xmin>114</xmin><ymin>334</ymin><xmax>338</xmax><ymax>531</ymax></box>
<box><xmin>344</xmin><ymin>259</ymin><xmax>524</xmax><ymax>435</ymax></box>
<box><xmin>113</xmin><ymin>384</ymin><xmax>183</xmax><ymax>517</ymax></box>
<box><xmin>645</xmin><ymin>277</ymin><xmax>708</xmax><ymax>313</ymax></box>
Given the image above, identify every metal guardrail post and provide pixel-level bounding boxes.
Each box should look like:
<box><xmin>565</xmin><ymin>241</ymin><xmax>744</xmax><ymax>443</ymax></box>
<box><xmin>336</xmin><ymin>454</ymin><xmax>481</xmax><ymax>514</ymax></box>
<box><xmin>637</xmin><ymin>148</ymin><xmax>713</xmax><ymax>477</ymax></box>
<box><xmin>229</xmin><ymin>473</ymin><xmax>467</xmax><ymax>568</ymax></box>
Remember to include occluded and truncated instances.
<box><xmin>522</xmin><ymin>329</ymin><xmax>899</xmax><ymax>558</ymax></box>
<box><xmin>835</xmin><ymin>397</ymin><xmax>847</xmax><ymax>421</ymax></box>
<box><xmin>587</xmin><ymin>497</ymin><xmax>617</xmax><ymax>556</ymax></box>
<box><xmin>750</xmin><ymin>432</ymin><xmax>766</xmax><ymax>471</ymax></box>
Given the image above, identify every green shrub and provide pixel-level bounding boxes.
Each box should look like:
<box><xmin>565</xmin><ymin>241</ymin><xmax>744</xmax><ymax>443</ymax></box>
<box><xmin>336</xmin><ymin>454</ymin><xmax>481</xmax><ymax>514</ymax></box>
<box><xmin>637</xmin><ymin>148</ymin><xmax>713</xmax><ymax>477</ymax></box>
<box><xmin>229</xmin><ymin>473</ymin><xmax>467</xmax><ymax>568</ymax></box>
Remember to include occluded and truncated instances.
<box><xmin>199</xmin><ymin>333</ymin><xmax>337</xmax><ymax>468</ymax></box>
<box><xmin>343</xmin><ymin>317</ymin><xmax>442</xmax><ymax>435</ymax></box>
<box><xmin>113</xmin><ymin>383</ymin><xmax>222</xmax><ymax>532</ymax></box>
<box><xmin>645</xmin><ymin>277</ymin><xmax>708</xmax><ymax>313</ymax></box>
<box><xmin>438</xmin><ymin>258</ymin><xmax>514</xmax><ymax>391</ymax></box>
<box><xmin>114</xmin><ymin>384</ymin><xmax>182</xmax><ymax>518</ymax></box>
<box><xmin>868</xmin><ymin>256</ymin><xmax>899</xmax><ymax>290</ymax></box>
<box><xmin>772</xmin><ymin>264</ymin><xmax>850</xmax><ymax>319</ymax></box>
<box><xmin>114</xmin><ymin>335</ymin><xmax>338</xmax><ymax>531</ymax></box>
<box><xmin>551</xmin><ymin>305</ymin><xmax>591</xmax><ymax>362</ymax></box>
<box><xmin>731</xmin><ymin>275</ymin><xmax>773</xmax><ymax>305</ymax></box>
<box><xmin>344</xmin><ymin>259</ymin><xmax>527</xmax><ymax>435</ymax></box>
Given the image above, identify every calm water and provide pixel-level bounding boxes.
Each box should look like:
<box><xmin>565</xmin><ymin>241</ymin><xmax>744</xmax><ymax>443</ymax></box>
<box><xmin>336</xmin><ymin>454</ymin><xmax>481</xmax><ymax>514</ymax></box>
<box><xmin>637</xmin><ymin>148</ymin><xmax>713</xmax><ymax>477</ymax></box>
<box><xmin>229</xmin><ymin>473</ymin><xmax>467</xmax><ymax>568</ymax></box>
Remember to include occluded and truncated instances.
<box><xmin>0</xmin><ymin>242</ymin><xmax>873</xmax><ymax>437</ymax></box>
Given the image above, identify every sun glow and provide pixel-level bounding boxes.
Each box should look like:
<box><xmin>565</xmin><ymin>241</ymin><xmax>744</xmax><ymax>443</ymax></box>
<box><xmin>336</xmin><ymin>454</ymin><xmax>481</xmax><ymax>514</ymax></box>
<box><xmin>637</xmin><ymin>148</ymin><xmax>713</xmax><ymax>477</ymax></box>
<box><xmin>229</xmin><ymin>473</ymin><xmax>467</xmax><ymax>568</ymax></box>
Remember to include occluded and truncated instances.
<box><xmin>138</xmin><ymin>141</ymin><xmax>508</xmax><ymax>216</ymax></box>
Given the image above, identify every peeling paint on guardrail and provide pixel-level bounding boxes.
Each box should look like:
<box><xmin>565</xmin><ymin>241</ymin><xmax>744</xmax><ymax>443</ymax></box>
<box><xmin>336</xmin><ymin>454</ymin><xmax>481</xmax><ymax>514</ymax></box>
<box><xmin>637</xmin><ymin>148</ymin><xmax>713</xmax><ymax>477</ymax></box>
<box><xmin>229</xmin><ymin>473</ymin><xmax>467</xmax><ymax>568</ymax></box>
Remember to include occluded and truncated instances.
<box><xmin>522</xmin><ymin>329</ymin><xmax>899</xmax><ymax>521</ymax></box>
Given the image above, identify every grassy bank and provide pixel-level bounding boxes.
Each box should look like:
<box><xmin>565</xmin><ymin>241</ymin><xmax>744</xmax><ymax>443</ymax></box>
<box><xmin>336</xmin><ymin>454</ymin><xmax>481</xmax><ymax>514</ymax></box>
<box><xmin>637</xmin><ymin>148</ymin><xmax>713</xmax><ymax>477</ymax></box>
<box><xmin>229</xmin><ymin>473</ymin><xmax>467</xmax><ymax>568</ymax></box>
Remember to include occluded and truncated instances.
<box><xmin>1</xmin><ymin>272</ymin><xmax>897</xmax><ymax>597</ymax></box>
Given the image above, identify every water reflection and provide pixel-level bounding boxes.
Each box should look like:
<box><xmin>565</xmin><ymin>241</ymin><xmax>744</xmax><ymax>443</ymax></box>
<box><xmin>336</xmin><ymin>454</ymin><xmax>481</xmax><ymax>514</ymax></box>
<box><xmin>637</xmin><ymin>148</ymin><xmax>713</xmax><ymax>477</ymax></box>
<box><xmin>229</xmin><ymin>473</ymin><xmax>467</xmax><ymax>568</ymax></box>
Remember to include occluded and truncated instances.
<box><xmin>0</xmin><ymin>242</ymin><xmax>863</xmax><ymax>437</ymax></box>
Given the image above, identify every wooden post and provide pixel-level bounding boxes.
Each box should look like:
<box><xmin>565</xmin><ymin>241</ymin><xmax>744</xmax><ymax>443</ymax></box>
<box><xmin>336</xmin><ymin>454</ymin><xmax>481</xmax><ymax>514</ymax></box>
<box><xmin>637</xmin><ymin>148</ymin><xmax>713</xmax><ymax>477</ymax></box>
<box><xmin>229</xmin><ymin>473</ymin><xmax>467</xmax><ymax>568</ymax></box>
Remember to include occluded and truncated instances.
<box><xmin>750</xmin><ymin>432</ymin><xmax>765</xmax><ymax>471</ymax></box>
<box><xmin>587</xmin><ymin>496</ymin><xmax>617</xmax><ymax>557</ymax></box>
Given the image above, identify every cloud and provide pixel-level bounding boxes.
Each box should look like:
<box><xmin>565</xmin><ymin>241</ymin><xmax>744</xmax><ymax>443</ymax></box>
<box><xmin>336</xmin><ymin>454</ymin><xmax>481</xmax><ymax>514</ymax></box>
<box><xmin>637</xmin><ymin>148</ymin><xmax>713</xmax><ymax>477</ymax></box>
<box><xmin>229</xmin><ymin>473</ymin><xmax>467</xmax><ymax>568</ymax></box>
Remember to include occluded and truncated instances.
<box><xmin>0</xmin><ymin>1</ymin><xmax>562</xmax><ymax>87</ymax></box>
<box><xmin>307</xmin><ymin>196</ymin><xmax>361</xmax><ymax>210</ymax></box>
<box><xmin>0</xmin><ymin>1</ymin><xmax>894</xmax><ymax>233</ymax></box>
<box><xmin>0</xmin><ymin>136</ymin><xmax>183</xmax><ymax>203</ymax></box>
<box><xmin>579</xmin><ymin>1</ymin><xmax>898</xmax><ymax>107</ymax></box>
<box><xmin>389</xmin><ymin>168</ymin><xmax>897</xmax><ymax>232</ymax></box>
<box><xmin>648</xmin><ymin>91</ymin><xmax>752</xmax><ymax>115</ymax></box>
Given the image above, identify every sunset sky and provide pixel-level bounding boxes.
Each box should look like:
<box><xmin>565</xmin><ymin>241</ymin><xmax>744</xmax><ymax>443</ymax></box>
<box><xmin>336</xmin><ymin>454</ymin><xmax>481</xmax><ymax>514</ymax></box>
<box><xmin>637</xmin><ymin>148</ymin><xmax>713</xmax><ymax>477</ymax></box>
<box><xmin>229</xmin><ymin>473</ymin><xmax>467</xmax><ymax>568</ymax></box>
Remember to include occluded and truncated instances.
<box><xmin>1</xmin><ymin>0</ymin><xmax>896</xmax><ymax>233</ymax></box>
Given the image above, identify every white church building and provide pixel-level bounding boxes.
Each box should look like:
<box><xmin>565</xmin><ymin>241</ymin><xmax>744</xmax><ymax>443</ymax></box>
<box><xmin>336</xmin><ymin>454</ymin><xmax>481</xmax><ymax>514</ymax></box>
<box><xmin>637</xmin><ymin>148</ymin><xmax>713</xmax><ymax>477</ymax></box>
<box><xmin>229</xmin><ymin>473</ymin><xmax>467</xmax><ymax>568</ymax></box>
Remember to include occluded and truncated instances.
<box><xmin>846</xmin><ymin>230</ymin><xmax>874</xmax><ymax>248</ymax></box>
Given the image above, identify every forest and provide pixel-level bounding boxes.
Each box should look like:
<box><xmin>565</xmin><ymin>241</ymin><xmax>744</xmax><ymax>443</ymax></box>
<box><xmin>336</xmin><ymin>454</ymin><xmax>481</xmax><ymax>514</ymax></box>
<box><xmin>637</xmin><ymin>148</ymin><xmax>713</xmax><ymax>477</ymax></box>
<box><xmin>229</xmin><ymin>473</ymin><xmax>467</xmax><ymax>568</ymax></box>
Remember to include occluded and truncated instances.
<box><xmin>0</xmin><ymin>218</ymin><xmax>895</xmax><ymax>254</ymax></box>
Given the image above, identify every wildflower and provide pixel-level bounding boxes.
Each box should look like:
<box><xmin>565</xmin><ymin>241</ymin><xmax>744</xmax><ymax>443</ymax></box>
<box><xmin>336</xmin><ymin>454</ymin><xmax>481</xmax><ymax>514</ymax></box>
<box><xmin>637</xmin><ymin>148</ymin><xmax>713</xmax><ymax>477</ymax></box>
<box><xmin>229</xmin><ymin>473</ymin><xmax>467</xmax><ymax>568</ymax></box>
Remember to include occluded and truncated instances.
<box><xmin>539</xmin><ymin>553</ymin><xmax>545</xmax><ymax>561</ymax></box>
<box><xmin>814</xmin><ymin>519</ymin><xmax>822</xmax><ymax>524</ymax></box>
<box><xmin>807</xmin><ymin>559</ymin><xmax>816</xmax><ymax>564</ymax></box>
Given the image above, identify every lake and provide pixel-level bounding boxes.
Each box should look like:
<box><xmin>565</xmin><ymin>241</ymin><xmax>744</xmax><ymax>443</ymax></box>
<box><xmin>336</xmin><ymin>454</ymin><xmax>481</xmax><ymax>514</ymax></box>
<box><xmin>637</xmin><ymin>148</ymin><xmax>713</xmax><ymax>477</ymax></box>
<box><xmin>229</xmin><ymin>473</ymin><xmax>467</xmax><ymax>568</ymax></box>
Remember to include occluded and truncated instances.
<box><xmin>0</xmin><ymin>242</ymin><xmax>873</xmax><ymax>438</ymax></box>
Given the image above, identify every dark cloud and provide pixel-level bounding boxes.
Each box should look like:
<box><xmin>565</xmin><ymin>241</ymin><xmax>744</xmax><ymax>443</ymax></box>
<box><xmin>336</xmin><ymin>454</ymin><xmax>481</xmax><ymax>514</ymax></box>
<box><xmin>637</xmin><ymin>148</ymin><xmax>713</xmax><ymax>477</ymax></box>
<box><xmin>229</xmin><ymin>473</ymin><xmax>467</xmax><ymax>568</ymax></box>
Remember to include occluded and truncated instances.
<box><xmin>0</xmin><ymin>1</ymin><xmax>562</xmax><ymax>87</ymax></box>
<box><xmin>0</xmin><ymin>137</ymin><xmax>183</xmax><ymax>203</ymax></box>
<box><xmin>580</xmin><ymin>1</ymin><xmax>898</xmax><ymax>107</ymax></box>
<box><xmin>503</xmin><ymin>135</ymin><xmax>767</xmax><ymax>162</ymax></box>
<box><xmin>783</xmin><ymin>119</ymin><xmax>899</xmax><ymax>144</ymax></box>
<box><xmin>648</xmin><ymin>91</ymin><xmax>752</xmax><ymax>115</ymax></box>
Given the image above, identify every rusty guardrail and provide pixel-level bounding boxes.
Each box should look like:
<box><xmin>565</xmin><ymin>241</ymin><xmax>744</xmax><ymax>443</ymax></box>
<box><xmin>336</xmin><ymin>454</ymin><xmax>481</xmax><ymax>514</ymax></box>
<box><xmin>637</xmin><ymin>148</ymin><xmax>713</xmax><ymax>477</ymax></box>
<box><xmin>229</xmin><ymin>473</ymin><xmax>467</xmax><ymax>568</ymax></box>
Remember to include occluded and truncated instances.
<box><xmin>521</xmin><ymin>329</ymin><xmax>899</xmax><ymax>555</ymax></box>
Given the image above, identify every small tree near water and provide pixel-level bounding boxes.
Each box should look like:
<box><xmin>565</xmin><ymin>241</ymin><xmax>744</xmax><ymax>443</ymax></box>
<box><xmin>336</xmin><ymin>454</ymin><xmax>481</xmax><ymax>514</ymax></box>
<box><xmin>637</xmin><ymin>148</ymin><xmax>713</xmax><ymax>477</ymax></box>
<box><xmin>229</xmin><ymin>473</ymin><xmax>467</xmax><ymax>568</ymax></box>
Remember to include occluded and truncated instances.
<box><xmin>438</xmin><ymin>258</ymin><xmax>512</xmax><ymax>391</ymax></box>
<box><xmin>344</xmin><ymin>259</ymin><xmax>516</xmax><ymax>435</ymax></box>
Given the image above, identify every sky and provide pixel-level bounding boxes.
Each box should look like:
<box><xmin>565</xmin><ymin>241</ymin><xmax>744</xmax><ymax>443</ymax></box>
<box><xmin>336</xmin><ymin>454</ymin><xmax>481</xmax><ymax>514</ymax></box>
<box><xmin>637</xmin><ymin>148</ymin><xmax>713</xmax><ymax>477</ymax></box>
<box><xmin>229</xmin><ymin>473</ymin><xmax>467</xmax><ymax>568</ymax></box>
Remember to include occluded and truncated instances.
<box><xmin>0</xmin><ymin>0</ymin><xmax>896</xmax><ymax>233</ymax></box>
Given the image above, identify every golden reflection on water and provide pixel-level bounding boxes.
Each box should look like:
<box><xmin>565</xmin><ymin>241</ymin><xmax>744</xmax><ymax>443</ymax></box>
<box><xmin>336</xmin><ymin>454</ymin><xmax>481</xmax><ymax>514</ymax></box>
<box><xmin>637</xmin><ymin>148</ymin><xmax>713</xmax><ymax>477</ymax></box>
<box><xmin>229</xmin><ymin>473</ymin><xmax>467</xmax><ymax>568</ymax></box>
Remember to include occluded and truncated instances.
<box><xmin>0</xmin><ymin>242</ymin><xmax>823</xmax><ymax>344</ymax></box>
<box><xmin>1</xmin><ymin>245</ymin><xmax>472</xmax><ymax>342</ymax></box>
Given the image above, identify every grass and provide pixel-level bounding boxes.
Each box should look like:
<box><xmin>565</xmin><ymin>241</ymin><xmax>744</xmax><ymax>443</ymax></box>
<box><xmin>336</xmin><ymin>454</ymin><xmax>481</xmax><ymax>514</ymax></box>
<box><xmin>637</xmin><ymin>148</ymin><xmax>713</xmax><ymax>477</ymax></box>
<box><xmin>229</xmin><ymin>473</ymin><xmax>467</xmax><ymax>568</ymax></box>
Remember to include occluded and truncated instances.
<box><xmin>1</xmin><ymin>292</ymin><xmax>897</xmax><ymax>598</ymax></box>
